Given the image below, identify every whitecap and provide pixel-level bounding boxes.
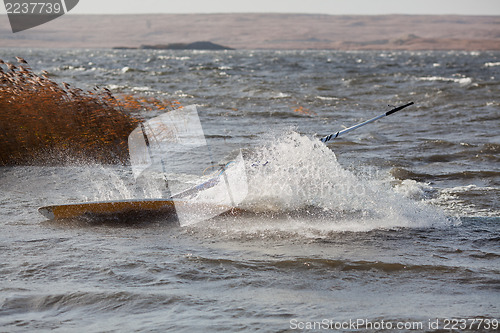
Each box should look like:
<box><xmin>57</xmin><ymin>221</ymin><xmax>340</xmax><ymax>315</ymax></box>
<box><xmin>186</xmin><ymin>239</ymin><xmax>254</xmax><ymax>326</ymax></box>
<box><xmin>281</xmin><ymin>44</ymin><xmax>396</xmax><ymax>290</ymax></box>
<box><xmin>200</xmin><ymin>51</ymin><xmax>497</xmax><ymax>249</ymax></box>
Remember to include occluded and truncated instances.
<box><xmin>484</xmin><ymin>62</ymin><xmax>500</xmax><ymax>67</ymax></box>
<box><xmin>272</xmin><ymin>92</ymin><xmax>290</xmax><ymax>99</ymax></box>
<box><xmin>316</xmin><ymin>96</ymin><xmax>340</xmax><ymax>101</ymax></box>
<box><xmin>131</xmin><ymin>86</ymin><xmax>151</xmax><ymax>92</ymax></box>
<box><xmin>106</xmin><ymin>84</ymin><xmax>124</xmax><ymax>91</ymax></box>
<box><xmin>418</xmin><ymin>76</ymin><xmax>472</xmax><ymax>86</ymax></box>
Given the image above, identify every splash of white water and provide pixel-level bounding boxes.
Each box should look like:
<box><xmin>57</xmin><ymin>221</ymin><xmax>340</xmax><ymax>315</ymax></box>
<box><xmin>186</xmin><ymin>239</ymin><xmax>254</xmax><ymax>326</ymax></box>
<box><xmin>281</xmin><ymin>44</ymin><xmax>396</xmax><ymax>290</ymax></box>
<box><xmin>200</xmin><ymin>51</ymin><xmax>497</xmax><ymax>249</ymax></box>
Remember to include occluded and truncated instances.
<box><xmin>206</xmin><ymin>131</ymin><xmax>454</xmax><ymax>234</ymax></box>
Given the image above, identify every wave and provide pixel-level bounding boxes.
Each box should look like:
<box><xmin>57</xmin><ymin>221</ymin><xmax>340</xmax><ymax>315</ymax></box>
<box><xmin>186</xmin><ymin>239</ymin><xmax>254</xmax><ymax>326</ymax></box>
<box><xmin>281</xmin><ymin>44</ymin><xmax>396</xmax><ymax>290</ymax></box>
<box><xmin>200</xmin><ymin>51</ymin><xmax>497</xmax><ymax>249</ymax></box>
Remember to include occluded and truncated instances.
<box><xmin>417</xmin><ymin>75</ymin><xmax>473</xmax><ymax>86</ymax></box>
<box><xmin>316</xmin><ymin>96</ymin><xmax>340</xmax><ymax>101</ymax></box>
<box><xmin>391</xmin><ymin>167</ymin><xmax>500</xmax><ymax>182</ymax></box>
<box><xmin>0</xmin><ymin>290</ymin><xmax>185</xmax><ymax>318</ymax></box>
<box><xmin>184</xmin><ymin>255</ymin><xmax>482</xmax><ymax>276</ymax></box>
<box><xmin>484</xmin><ymin>62</ymin><xmax>500</xmax><ymax>67</ymax></box>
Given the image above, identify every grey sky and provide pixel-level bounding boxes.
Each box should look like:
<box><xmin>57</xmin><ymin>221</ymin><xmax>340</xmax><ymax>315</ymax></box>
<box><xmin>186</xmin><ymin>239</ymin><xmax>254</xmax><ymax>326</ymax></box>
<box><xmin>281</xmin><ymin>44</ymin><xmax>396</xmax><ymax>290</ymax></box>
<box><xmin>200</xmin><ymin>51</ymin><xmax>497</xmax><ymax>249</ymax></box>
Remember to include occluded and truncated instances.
<box><xmin>71</xmin><ymin>0</ymin><xmax>500</xmax><ymax>15</ymax></box>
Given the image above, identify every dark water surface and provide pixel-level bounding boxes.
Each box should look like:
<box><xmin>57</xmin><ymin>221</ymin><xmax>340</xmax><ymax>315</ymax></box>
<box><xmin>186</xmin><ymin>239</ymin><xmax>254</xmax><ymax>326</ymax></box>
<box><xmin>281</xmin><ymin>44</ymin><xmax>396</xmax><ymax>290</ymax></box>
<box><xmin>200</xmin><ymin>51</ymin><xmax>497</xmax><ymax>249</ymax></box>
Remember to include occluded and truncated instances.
<box><xmin>1</xmin><ymin>49</ymin><xmax>499</xmax><ymax>332</ymax></box>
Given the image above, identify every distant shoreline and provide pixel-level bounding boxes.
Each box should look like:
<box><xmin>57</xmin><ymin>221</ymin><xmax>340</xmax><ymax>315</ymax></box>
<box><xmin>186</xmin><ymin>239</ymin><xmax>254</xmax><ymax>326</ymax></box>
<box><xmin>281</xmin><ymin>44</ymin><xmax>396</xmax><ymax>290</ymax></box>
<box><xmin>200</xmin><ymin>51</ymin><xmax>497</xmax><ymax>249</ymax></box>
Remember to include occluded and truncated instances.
<box><xmin>0</xmin><ymin>14</ymin><xmax>499</xmax><ymax>51</ymax></box>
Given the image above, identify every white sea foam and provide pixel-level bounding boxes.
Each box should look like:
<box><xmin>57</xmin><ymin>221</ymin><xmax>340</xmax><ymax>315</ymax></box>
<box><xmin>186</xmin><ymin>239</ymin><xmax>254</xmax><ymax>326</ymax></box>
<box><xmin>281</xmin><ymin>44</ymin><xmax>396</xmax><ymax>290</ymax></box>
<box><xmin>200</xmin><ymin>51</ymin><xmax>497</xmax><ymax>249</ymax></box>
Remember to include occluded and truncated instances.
<box><xmin>484</xmin><ymin>62</ymin><xmax>500</xmax><ymax>67</ymax></box>
<box><xmin>131</xmin><ymin>86</ymin><xmax>151</xmax><ymax>92</ymax></box>
<box><xmin>418</xmin><ymin>76</ymin><xmax>472</xmax><ymax>86</ymax></box>
<box><xmin>316</xmin><ymin>96</ymin><xmax>340</xmax><ymax>101</ymax></box>
<box><xmin>106</xmin><ymin>84</ymin><xmax>125</xmax><ymax>91</ymax></box>
<box><xmin>271</xmin><ymin>92</ymin><xmax>290</xmax><ymax>99</ymax></box>
<box><xmin>393</xmin><ymin>179</ymin><xmax>436</xmax><ymax>201</ymax></box>
<box><xmin>430</xmin><ymin>185</ymin><xmax>499</xmax><ymax>217</ymax></box>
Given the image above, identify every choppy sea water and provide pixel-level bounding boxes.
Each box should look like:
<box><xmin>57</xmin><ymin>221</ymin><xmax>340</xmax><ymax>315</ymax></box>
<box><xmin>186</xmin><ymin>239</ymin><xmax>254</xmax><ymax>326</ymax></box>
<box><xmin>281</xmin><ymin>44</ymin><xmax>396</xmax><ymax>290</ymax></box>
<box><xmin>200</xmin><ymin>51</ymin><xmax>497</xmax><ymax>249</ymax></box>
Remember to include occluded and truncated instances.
<box><xmin>0</xmin><ymin>49</ymin><xmax>499</xmax><ymax>332</ymax></box>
